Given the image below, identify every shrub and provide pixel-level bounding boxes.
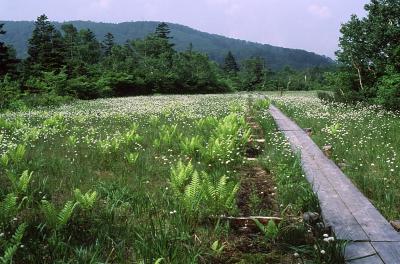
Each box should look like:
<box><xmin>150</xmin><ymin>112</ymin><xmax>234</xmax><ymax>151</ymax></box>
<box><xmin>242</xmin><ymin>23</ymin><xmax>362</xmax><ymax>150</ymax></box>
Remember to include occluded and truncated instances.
<box><xmin>375</xmin><ymin>72</ymin><xmax>400</xmax><ymax>110</ymax></box>
<box><xmin>317</xmin><ymin>91</ymin><xmax>335</xmax><ymax>102</ymax></box>
<box><xmin>0</xmin><ymin>75</ymin><xmax>21</xmax><ymax>110</ymax></box>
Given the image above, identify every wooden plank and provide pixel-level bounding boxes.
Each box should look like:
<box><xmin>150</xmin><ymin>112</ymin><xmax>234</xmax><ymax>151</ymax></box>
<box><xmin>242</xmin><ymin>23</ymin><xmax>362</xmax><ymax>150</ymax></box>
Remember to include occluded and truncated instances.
<box><xmin>347</xmin><ymin>254</ymin><xmax>384</xmax><ymax>264</ymax></box>
<box><xmin>280</xmin><ymin>131</ymin><xmax>369</xmax><ymax>241</ymax></box>
<box><xmin>315</xmin><ymin>154</ymin><xmax>400</xmax><ymax>241</ymax></box>
<box><xmin>345</xmin><ymin>242</ymin><xmax>377</xmax><ymax>261</ymax></box>
<box><xmin>269</xmin><ymin>105</ymin><xmax>400</xmax><ymax>263</ymax></box>
<box><xmin>372</xmin><ymin>242</ymin><xmax>400</xmax><ymax>264</ymax></box>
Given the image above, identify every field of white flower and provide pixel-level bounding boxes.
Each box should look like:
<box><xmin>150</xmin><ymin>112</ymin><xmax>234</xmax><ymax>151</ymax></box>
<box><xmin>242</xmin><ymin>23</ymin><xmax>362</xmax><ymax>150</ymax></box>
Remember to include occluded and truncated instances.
<box><xmin>0</xmin><ymin>94</ymin><xmax>257</xmax><ymax>263</ymax></box>
<box><xmin>270</xmin><ymin>92</ymin><xmax>400</xmax><ymax>220</ymax></box>
<box><xmin>0</xmin><ymin>93</ymin><xmax>348</xmax><ymax>263</ymax></box>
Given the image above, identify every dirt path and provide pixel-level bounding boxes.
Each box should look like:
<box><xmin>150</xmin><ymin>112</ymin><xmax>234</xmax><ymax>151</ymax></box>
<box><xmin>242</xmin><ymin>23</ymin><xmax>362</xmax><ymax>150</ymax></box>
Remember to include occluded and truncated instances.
<box><xmin>269</xmin><ymin>105</ymin><xmax>400</xmax><ymax>264</ymax></box>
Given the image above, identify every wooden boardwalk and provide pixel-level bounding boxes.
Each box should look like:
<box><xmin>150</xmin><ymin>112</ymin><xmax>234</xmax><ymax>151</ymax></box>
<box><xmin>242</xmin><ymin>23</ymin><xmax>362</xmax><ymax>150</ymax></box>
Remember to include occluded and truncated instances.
<box><xmin>269</xmin><ymin>105</ymin><xmax>400</xmax><ymax>264</ymax></box>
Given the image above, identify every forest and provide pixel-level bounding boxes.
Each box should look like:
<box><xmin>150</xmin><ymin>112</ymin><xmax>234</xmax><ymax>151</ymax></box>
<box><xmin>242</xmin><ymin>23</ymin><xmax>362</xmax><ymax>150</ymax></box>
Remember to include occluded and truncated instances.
<box><xmin>0</xmin><ymin>20</ymin><xmax>333</xmax><ymax>69</ymax></box>
<box><xmin>0</xmin><ymin>15</ymin><xmax>333</xmax><ymax>110</ymax></box>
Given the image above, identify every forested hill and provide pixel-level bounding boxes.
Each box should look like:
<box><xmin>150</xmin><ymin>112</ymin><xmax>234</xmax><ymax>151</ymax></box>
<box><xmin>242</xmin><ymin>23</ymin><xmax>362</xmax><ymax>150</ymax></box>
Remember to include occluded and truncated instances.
<box><xmin>0</xmin><ymin>20</ymin><xmax>333</xmax><ymax>70</ymax></box>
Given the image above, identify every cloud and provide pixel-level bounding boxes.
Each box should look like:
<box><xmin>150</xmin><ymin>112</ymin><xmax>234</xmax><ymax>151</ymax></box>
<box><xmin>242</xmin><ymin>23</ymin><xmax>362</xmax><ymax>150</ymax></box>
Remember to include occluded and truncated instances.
<box><xmin>307</xmin><ymin>4</ymin><xmax>331</xmax><ymax>18</ymax></box>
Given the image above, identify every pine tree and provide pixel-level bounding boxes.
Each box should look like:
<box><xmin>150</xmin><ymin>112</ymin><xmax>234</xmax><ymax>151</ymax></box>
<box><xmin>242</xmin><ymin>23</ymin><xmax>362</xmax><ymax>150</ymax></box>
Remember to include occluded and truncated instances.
<box><xmin>223</xmin><ymin>51</ymin><xmax>239</xmax><ymax>74</ymax></box>
<box><xmin>0</xmin><ymin>24</ymin><xmax>18</xmax><ymax>77</ymax></box>
<box><xmin>154</xmin><ymin>22</ymin><xmax>175</xmax><ymax>51</ymax></box>
<box><xmin>155</xmin><ymin>22</ymin><xmax>172</xmax><ymax>39</ymax></box>
<box><xmin>61</xmin><ymin>24</ymin><xmax>79</xmax><ymax>62</ymax></box>
<box><xmin>27</xmin><ymin>14</ymin><xmax>65</xmax><ymax>72</ymax></box>
<box><xmin>102</xmin><ymin>32</ymin><xmax>115</xmax><ymax>56</ymax></box>
<box><xmin>78</xmin><ymin>29</ymin><xmax>101</xmax><ymax>64</ymax></box>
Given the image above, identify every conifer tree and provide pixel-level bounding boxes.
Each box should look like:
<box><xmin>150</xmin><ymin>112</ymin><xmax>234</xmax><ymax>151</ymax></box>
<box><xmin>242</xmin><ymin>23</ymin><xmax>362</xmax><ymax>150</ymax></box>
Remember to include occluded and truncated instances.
<box><xmin>223</xmin><ymin>51</ymin><xmax>239</xmax><ymax>74</ymax></box>
<box><xmin>102</xmin><ymin>32</ymin><xmax>115</xmax><ymax>56</ymax></box>
<box><xmin>78</xmin><ymin>29</ymin><xmax>102</xmax><ymax>64</ymax></box>
<box><xmin>27</xmin><ymin>14</ymin><xmax>65</xmax><ymax>72</ymax></box>
<box><xmin>61</xmin><ymin>24</ymin><xmax>79</xmax><ymax>62</ymax></box>
<box><xmin>155</xmin><ymin>22</ymin><xmax>172</xmax><ymax>39</ymax></box>
<box><xmin>0</xmin><ymin>23</ymin><xmax>18</xmax><ymax>76</ymax></box>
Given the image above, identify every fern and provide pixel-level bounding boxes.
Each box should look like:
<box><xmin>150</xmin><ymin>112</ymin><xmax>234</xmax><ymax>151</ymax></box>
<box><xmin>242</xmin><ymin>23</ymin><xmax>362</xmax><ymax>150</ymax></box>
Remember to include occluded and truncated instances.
<box><xmin>0</xmin><ymin>223</ymin><xmax>27</xmax><ymax>264</ymax></box>
<box><xmin>204</xmin><ymin>174</ymin><xmax>239</xmax><ymax>214</ymax></box>
<box><xmin>6</xmin><ymin>170</ymin><xmax>32</xmax><ymax>195</ymax></box>
<box><xmin>41</xmin><ymin>200</ymin><xmax>58</xmax><ymax>228</ymax></box>
<box><xmin>74</xmin><ymin>189</ymin><xmax>97</xmax><ymax>210</ymax></box>
<box><xmin>8</xmin><ymin>145</ymin><xmax>26</xmax><ymax>165</ymax></box>
<box><xmin>17</xmin><ymin>170</ymin><xmax>32</xmax><ymax>194</ymax></box>
<box><xmin>170</xmin><ymin>161</ymin><xmax>194</xmax><ymax>194</ymax></box>
<box><xmin>181</xmin><ymin>136</ymin><xmax>202</xmax><ymax>156</ymax></box>
<box><xmin>41</xmin><ymin>200</ymin><xmax>77</xmax><ymax>230</ymax></box>
<box><xmin>183</xmin><ymin>171</ymin><xmax>202</xmax><ymax>212</ymax></box>
<box><xmin>0</xmin><ymin>193</ymin><xmax>18</xmax><ymax>224</ymax></box>
<box><xmin>57</xmin><ymin>201</ymin><xmax>76</xmax><ymax>228</ymax></box>
<box><xmin>0</xmin><ymin>153</ymin><xmax>9</xmax><ymax>167</ymax></box>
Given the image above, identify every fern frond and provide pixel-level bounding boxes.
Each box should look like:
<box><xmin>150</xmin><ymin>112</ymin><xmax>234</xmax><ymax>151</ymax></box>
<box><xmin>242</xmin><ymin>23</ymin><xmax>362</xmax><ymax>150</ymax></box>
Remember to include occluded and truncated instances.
<box><xmin>170</xmin><ymin>161</ymin><xmax>194</xmax><ymax>193</ymax></box>
<box><xmin>0</xmin><ymin>223</ymin><xmax>27</xmax><ymax>263</ymax></box>
<box><xmin>40</xmin><ymin>200</ymin><xmax>58</xmax><ymax>228</ymax></box>
<box><xmin>183</xmin><ymin>171</ymin><xmax>202</xmax><ymax>211</ymax></box>
<box><xmin>57</xmin><ymin>201</ymin><xmax>77</xmax><ymax>229</ymax></box>
<box><xmin>74</xmin><ymin>189</ymin><xmax>97</xmax><ymax>210</ymax></box>
<box><xmin>10</xmin><ymin>223</ymin><xmax>27</xmax><ymax>245</ymax></box>
<box><xmin>0</xmin><ymin>244</ymin><xmax>18</xmax><ymax>263</ymax></box>
<box><xmin>17</xmin><ymin>170</ymin><xmax>33</xmax><ymax>194</ymax></box>
<box><xmin>0</xmin><ymin>193</ymin><xmax>18</xmax><ymax>223</ymax></box>
<box><xmin>0</xmin><ymin>153</ymin><xmax>9</xmax><ymax>167</ymax></box>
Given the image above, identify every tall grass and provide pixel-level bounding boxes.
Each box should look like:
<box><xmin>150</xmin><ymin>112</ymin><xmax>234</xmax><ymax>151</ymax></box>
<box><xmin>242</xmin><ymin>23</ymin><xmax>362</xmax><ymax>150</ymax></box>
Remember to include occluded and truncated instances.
<box><xmin>0</xmin><ymin>94</ymin><xmax>252</xmax><ymax>263</ymax></box>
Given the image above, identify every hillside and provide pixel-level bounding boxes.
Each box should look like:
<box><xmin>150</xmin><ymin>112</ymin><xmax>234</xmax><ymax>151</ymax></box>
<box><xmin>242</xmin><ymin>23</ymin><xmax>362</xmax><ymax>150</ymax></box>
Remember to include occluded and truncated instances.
<box><xmin>0</xmin><ymin>20</ymin><xmax>333</xmax><ymax>70</ymax></box>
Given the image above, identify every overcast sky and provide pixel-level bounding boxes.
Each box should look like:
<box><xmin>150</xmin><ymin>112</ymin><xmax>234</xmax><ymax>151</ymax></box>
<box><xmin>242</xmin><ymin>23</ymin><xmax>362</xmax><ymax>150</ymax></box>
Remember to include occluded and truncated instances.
<box><xmin>0</xmin><ymin>0</ymin><xmax>369</xmax><ymax>58</ymax></box>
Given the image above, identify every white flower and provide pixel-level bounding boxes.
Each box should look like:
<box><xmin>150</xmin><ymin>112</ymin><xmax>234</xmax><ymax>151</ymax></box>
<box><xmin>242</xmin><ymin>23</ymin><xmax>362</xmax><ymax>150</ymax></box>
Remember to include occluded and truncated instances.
<box><xmin>320</xmin><ymin>250</ymin><xmax>326</xmax><ymax>254</ymax></box>
<box><xmin>293</xmin><ymin>252</ymin><xmax>299</xmax><ymax>258</ymax></box>
<box><xmin>323</xmin><ymin>233</ymin><xmax>329</xmax><ymax>238</ymax></box>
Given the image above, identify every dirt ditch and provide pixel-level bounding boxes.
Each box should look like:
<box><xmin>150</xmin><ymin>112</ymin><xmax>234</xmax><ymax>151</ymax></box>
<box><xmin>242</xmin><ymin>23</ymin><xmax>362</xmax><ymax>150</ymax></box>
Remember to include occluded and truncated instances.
<box><xmin>208</xmin><ymin>115</ymin><xmax>295</xmax><ymax>263</ymax></box>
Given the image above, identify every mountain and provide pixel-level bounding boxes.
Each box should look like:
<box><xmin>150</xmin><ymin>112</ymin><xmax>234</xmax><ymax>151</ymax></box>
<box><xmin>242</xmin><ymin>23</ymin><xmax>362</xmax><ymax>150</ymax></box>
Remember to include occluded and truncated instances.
<box><xmin>0</xmin><ymin>20</ymin><xmax>333</xmax><ymax>70</ymax></box>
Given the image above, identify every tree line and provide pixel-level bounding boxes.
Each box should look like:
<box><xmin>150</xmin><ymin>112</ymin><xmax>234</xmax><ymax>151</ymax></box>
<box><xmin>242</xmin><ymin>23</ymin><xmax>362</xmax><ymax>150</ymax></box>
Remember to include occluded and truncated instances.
<box><xmin>321</xmin><ymin>0</ymin><xmax>400</xmax><ymax>110</ymax></box>
<box><xmin>0</xmin><ymin>14</ymin><xmax>334</xmax><ymax>110</ymax></box>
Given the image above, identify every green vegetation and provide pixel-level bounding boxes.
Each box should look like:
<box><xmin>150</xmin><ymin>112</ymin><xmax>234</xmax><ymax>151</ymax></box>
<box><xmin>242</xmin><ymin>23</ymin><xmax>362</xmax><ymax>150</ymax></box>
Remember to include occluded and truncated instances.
<box><xmin>0</xmin><ymin>20</ymin><xmax>333</xmax><ymax>70</ymax></box>
<box><xmin>0</xmin><ymin>14</ymin><xmax>336</xmax><ymax>111</ymax></box>
<box><xmin>271</xmin><ymin>92</ymin><xmax>400</xmax><ymax>220</ymax></box>
<box><xmin>0</xmin><ymin>94</ymin><xmax>345</xmax><ymax>263</ymax></box>
<box><xmin>322</xmin><ymin>0</ymin><xmax>400</xmax><ymax>110</ymax></box>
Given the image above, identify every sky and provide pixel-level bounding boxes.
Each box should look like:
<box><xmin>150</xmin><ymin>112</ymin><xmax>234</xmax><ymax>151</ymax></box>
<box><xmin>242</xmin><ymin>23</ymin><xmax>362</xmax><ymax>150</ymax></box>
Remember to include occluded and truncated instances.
<box><xmin>0</xmin><ymin>0</ymin><xmax>370</xmax><ymax>58</ymax></box>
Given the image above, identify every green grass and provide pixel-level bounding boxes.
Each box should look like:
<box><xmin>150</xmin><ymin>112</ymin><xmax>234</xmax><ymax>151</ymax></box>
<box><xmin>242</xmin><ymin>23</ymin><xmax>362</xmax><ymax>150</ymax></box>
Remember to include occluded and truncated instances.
<box><xmin>0</xmin><ymin>93</ymin><xmax>346</xmax><ymax>263</ymax></box>
<box><xmin>267</xmin><ymin>92</ymin><xmax>400</xmax><ymax>220</ymax></box>
<box><xmin>0</xmin><ymin>94</ymin><xmax>252</xmax><ymax>263</ymax></box>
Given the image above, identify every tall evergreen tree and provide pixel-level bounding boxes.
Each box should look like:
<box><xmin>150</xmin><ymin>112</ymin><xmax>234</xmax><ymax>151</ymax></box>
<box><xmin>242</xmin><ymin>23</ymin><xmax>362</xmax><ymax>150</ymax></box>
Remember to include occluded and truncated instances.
<box><xmin>61</xmin><ymin>24</ymin><xmax>79</xmax><ymax>62</ymax></box>
<box><xmin>27</xmin><ymin>14</ymin><xmax>65</xmax><ymax>71</ymax></box>
<box><xmin>155</xmin><ymin>22</ymin><xmax>172</xmax><ymax>39</ymax></box>
<box><xmin>0</xmin><ymin>23</ymin><xmax>18</xmax><ymax>76</ymax></box>
<box><xmin>154</xmin><ymin>22</ymin><xmax>175</xmax><ymax>52</ymax></box>
<box><xmin>102</xmin><ymin>32</ymin><xmax>115</xmax><ymax>56</ymax></box>
<box><xmin>78</xmin><ymin>29</ymin><xmax>101</xmax><ymax>64</ymax></box>
<box><xmin>240</xmin><ymin>57</ymin><xmax>266</xmax><ymax>91</ymax></box>
<box><xmin>223</xmin><ymin>51</ymin><xmax>239</xmax><ymax>74</ymax></box>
